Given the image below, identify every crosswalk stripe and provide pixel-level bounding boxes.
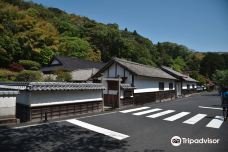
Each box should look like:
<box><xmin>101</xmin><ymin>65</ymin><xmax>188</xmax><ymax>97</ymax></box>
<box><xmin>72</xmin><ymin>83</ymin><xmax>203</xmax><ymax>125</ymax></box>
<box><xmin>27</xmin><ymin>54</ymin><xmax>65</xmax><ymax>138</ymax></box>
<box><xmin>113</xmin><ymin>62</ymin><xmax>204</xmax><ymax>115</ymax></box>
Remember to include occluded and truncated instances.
<box><xmin>120</xmin><ymin>107</ymin><xmax>150</xmax><ymax>113</ymax></box>
<box><xmin>133</xmin><ymin>108</ymin><xmax>162</xmax><ymax>116</ymax></box>
<box><xmin>198</xmin><ymin>106</ymin><xmax>222</xmax><ymax>110</ymax></box>
<box><xmin>120</xmin><ymin>106</ymin><xmax>223</xmax><ymax>129</ymax></box>
<box><xmin>66</xmin><ymin>119</ymin><xmax>129</xmax><ymax>140</ymax></box>
<box><xmin>183</xmin><ymin>114</ymin><xmax>207</xmax><ymax>125</ymax></box>
<box><xmin>163</xmin><ymin>112</ymin><xmax>190</xmax><ymax>121</ymax></box>
<box><xmin>206</xmin><ymin>116</ymin><xmax>224</xmax><ymax>129</ymax></box>
<box><xmin>146</xmin><ymin>110</ymin><xmax>175</xmax><ymax>118</ymax></box>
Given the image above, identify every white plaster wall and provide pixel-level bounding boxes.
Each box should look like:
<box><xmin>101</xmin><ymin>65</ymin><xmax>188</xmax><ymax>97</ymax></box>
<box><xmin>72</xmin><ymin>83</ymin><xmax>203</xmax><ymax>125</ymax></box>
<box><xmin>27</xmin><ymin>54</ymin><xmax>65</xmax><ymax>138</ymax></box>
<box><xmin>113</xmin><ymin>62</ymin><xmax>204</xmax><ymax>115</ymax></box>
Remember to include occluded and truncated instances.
<box><xmin>182</xmin><ymin>82</ymin><xmax>197</xmax><ymax>89</ymax></box>
<box><xmin>182</xmin><ymin>82</ymin><xmax>187</xmax><ymax>89</ymax></box>
<box><xmin>102</xmin><ymin>63</ymin><xmax>132</xmax><ymax>84</ymax></box>
<box><xmin>134</xmin><ymin>76</ymin><xmax>175</xmax><ymax>93</ymax></box>
<box><xmin>109</xmin><ymin>63</ymin><xmax>116</xmax><ymax>77</ymax></box>
<box><xmin>0</xmin><ymin>96</ymin><xmax>16</xmax><ymax>116</ymax></box>
<box><xmin>102</xmin><ymin>79</ymin><xmax>108</xmax><ymax>94</ymax></box>
<box><xmin>29</xmin><ymin>90</ymin><xmax>102</xmax><ymax>107</ymax></box>
<box><xmin>120</xmin><ymin>90</ymin><xmax>124</xmax><ymax>99</ymax></box>
<box><xmin>71</xmin><ymin>68</ymin><xmax>99</xmax><ymax>81</ymax></box>
<box><xmin>125</xmin><ymin>70</ymin><xmax>132</xmax><ymax>84</ymax></box>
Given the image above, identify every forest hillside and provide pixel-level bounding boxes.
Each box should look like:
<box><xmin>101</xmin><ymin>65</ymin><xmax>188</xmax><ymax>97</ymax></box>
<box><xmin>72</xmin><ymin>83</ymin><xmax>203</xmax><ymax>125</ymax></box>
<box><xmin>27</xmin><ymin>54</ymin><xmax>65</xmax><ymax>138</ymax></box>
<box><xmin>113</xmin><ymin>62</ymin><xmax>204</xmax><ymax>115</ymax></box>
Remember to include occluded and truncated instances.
<box><xmin>0</xmin><ymin>0</ymin><xmax>227</xmax><ymax>84</ymax></box>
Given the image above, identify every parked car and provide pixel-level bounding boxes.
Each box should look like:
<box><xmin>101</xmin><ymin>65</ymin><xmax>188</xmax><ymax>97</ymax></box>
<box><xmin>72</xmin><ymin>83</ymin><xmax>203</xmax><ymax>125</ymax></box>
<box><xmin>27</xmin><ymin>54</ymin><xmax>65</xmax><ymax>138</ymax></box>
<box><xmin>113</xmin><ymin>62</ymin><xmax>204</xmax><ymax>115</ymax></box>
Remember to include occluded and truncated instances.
<box><xmin>196</xmin><ymin>86</ymin><xmax>204</xmax><ymax>91</ymax></box>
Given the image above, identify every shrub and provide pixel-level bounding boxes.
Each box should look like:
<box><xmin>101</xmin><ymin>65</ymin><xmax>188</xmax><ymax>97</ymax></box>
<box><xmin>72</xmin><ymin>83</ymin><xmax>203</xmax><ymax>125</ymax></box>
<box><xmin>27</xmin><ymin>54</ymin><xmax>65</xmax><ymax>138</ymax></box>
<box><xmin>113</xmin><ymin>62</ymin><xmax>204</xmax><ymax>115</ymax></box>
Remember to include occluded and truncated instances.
<box><xmin>56</xmin><ymin>71</ymin><xmax>72</xmax><ymax>82</ymax></box>
<box><xmin>16</xmin><ymin>70</ymin><xmax>42</xmax><ymax>82</ymax></box>
<box><xmin>0</xmin><ymin>69</ymin><xmax>17</xmax><ymax>81</ymax></box>
<box><xmin>9</xmin><ymin>63</ymin><xmax>24</xmax><ymax>72</ymax></box>
<box><xmin>18</xmin><ymin>60</ymin><xmax>41</xmax><ymax>70</ymax></box>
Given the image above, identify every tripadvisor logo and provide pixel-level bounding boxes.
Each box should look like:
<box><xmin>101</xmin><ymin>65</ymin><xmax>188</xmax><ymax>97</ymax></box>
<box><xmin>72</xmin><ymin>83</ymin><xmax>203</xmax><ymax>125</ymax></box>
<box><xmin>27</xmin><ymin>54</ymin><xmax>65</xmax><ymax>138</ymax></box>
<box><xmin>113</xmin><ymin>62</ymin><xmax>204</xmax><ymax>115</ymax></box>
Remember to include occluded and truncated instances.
<box><xmin>171</xmin><ymin>136</ymin><xmax>182</xmax><ymax>146</ymax></box>
<box><xmin>170</xmin><ymin>136</ymin><xmax>220</xmax><ymax>146</ymax></box>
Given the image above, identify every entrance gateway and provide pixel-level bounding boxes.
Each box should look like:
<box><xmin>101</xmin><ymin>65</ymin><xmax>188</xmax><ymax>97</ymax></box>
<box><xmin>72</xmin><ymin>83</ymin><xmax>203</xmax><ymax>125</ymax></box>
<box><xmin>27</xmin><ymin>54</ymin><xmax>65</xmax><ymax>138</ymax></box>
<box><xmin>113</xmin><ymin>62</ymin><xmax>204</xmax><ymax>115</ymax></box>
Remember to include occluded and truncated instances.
<box><xmin>103</xmin><ymin>78</ymin><xmax>121</xmax><ymax>109</ymax></box>
<box><xmin>102</xmin><ymin>77</ymin><xmax>135</xmax><ymax>109</ymax></box>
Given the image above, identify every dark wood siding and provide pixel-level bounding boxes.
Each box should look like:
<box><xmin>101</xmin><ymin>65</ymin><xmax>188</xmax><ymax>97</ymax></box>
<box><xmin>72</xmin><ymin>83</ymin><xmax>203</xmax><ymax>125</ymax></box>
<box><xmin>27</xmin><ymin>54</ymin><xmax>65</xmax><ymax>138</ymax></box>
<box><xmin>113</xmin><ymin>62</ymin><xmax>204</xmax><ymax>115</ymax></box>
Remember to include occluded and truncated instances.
<box><xmin>16</xmin><ymin>101</ymin><xmax>102</xmax><ymax>122</ymax></box>
<box><xmin>134</xmin><ymin>90</ymin><xmax>176</xmax><ymax>104</ymax></box>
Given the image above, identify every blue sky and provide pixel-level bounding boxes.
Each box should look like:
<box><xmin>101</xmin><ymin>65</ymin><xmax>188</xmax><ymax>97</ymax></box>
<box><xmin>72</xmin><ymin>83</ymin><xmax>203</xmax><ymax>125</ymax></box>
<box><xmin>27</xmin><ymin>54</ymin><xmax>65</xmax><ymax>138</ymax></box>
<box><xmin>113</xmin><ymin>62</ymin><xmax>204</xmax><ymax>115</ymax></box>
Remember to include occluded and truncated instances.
<box><xmin>31</xmin><ymin>0</ymin><xmax>228</xmax><ymax>52</ymax></box>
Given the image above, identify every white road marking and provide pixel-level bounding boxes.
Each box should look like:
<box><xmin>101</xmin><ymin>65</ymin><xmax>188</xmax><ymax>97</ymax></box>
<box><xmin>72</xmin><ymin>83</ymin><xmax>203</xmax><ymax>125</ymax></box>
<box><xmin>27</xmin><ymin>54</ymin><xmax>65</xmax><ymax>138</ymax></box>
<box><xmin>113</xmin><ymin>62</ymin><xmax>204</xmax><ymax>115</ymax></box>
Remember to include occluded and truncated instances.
<box><xmin>133</xmin><ymin>108</ymin><xmax>162</xmax><ymax>116</ymax></box>
<box><xmin>120</xmin><ymin>107</ymin><xmax>150</xmax><ymax>113</ymax></box>
<box><xmin>163</xmin><ymin>112</ymin><xmax>190</xmax><ymax>121</ymax></box>
<box><xmin>198</xmin><ymin>106</ymin><xmax>222</xmax><ymax>110</ymax></box>
<box><xmin>206</xmin><ymin>116</ymin><xmax>224</xmax><ymax>129</ymax></box>
<box><xmin>183</xmin><ymin>114</ymin><xmax>207</xmax><ymax>125</ymax></box>
<box><xmin>66</xmin><ymin>119</ymin><xmax>129</xmax><ymax>140</ymax></box>
<box><xmin>146</xmin><ymin>110</ymin><xmax>175</xmax><ymax>118</ymax></box>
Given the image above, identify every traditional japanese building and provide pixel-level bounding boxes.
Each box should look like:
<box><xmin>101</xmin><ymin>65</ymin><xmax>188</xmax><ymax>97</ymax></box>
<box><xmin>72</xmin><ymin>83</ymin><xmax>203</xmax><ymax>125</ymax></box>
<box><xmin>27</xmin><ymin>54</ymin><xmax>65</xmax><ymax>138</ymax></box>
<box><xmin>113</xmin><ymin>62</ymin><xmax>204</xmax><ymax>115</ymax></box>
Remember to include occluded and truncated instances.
<box><xmin>161</xmin><ymin>66</ymin><xmax>197</xmax><ymax>96</ymax></box>
<box><xmin>41</xmin><ymin>56</ymin><xmax>105</xmax><ymax>82</ymax></box>
<box><xmin>92</xmin><ymin>57</ymin><xmax>177</xmax><ymax>108</ymax></box>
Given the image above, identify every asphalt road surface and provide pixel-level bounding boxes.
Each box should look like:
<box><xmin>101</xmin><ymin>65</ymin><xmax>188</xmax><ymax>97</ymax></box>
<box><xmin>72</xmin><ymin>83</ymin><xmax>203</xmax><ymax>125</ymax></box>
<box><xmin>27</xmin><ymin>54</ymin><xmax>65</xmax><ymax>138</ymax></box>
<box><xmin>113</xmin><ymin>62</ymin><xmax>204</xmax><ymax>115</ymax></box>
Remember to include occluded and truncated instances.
<box><xmin>0</xmin><ymin>92</ymin><xmax>227</xmax><ymax>152</ymax></box>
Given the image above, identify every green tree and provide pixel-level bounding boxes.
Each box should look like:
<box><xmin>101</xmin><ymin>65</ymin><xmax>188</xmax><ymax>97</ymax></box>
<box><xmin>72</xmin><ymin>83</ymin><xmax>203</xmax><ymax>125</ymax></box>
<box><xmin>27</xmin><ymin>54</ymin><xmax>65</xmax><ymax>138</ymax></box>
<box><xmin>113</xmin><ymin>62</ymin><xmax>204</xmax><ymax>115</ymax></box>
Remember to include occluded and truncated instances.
<box><xmin>38</xmin><ymin>47</ymin><xmax>54</xmax><ymax>65</ymax></box>
<box><xmin>58</xmin><ymin>36</ymin><xmax>92</xmax><ymax>59</ymax></box>
<box><xmin>212</xmin><ymin>70</ymin><xmax>228</xmax><ymax>86</ymax></box>
<box><xmin>171</xmin><ymin>57</ymin><xmax>186</xmax><ymax>72</ymax></box>
<box><xmin>200</xmin><ymin>53</ymin><xmax>225</xmax><ymax>78</ymax></box>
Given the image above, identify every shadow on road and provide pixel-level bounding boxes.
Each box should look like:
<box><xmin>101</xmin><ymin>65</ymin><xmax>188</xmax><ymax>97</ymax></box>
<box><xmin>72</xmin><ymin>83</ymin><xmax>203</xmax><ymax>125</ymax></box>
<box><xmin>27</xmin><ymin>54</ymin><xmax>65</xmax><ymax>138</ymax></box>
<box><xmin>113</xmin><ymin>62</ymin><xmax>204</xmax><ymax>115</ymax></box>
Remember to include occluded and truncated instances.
<box><xmin>0</xmin><ymin>122</ymin><xmax>129</xmax><ymax>152</ymax></box>
<box><xmin>210</xmin><ymin>104</ymin><xmax>222</xmax><ymax>107</ymax></box>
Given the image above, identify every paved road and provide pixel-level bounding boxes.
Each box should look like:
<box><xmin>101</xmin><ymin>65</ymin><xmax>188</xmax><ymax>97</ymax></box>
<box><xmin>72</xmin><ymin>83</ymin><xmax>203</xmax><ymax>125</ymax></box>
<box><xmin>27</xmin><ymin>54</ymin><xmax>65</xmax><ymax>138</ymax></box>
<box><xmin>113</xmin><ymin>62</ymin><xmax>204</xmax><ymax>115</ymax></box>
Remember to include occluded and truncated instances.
<box><xmin>0</xmin><ymin>92</ymin><xmax>227</xmax><ymax>152</ymax></box>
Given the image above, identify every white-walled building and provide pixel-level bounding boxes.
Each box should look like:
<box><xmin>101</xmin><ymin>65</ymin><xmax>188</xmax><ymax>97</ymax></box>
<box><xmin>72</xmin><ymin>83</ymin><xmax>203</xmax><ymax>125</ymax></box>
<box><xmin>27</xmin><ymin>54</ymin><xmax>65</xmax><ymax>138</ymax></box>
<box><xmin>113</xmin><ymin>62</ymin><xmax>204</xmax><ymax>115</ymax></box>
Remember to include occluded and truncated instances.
<box><xmin>161</xmin><ymin>66</ymin><xmax>197</xmax><ymax>96</ymax></box>
<box><xmin>92</xmin><ymin>58</ymin><xmax>177</xmax><ymax>107</ymax></box>
<box><xmin>1</xmin><ymin>82</ymin><xmax>105</xmax><ymax>122</ymax></box>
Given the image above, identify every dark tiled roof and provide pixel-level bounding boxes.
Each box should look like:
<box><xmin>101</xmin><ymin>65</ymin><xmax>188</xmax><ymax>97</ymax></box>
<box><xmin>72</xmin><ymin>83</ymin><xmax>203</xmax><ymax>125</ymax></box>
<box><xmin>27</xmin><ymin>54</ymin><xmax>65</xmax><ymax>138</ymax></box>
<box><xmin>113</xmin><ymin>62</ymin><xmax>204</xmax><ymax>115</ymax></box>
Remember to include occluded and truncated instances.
<box><xmin>120</xmin><ymin>84</ymin><xmax>136</xmax><ymax>90</ymax></box>
<box><xmin>0</xmin><ymin>91</ymin><xmax>19</xmax><ymax>95</ymax></box>
<box><xmin>97</xmin><ymin>58</ymin><xmax>176</xmax><ymax>80</ymax></box>
<box><xmin>41</xmin><ymin>56</ymin><xmax>105</xmax><ymax>72</ymax></box>
<box><xmin>0</xmin><ymin>82</ymin><xmax>105</xmax><ymax>91</ymax></box>
<box><xmin>161</xmin><ymin>66</ymin><xmax>197</xmax><ymax>82</ymax></box>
